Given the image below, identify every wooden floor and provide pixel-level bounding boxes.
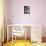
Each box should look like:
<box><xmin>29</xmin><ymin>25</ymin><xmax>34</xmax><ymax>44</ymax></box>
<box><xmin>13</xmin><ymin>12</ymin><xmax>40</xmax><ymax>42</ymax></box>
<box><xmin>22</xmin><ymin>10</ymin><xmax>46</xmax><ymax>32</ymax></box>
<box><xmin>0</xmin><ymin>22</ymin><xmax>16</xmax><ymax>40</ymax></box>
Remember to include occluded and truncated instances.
<box><xmin>42</xmin><ymin>37</ymin><xmax>46</xmax><ymax>42</ymax></box>
<box><xmin>3</xmin><ymin>40</ymin><xmax>46</xmax><ymax>46</ymax></box>
<box><xmin>2</xmin><ymin>37</ymin><xmax>46</xmax><ymax>46</ymax></box>
<box><xmin>3</xmin><ymin>40</ymin><xmax>31</xmax><ymax>46</ymax></box>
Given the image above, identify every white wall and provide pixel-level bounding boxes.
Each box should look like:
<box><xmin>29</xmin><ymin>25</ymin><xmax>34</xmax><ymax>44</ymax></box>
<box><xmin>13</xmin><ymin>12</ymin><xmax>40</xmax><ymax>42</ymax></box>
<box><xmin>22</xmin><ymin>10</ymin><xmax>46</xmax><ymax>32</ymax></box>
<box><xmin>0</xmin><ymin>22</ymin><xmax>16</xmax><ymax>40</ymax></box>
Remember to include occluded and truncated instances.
<box><xmin>7</xmin><ymin>0</ymin><xmax>46</xmax><ymax>37</ymax></box>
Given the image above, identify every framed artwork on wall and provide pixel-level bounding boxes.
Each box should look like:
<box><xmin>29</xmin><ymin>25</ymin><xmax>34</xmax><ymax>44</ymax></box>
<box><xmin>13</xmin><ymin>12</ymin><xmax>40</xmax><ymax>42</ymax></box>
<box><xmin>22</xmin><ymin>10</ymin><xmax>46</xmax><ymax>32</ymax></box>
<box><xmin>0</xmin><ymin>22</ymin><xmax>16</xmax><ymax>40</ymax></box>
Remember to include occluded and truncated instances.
<box><xmin>24</xmin><ymin>6</ymin><xmax>30</xmax><ymax>14</ymax></box>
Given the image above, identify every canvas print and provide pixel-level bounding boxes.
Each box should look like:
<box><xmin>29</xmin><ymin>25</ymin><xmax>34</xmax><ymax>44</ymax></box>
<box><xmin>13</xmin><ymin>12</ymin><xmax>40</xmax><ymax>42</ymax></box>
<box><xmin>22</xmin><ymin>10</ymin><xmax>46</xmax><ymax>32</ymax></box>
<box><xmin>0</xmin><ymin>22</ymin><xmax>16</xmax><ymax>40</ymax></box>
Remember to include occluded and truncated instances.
<box><xmin>24</xmin><ymin>6</ymin><xmax>30</xmax><ymax>14</ymax></box>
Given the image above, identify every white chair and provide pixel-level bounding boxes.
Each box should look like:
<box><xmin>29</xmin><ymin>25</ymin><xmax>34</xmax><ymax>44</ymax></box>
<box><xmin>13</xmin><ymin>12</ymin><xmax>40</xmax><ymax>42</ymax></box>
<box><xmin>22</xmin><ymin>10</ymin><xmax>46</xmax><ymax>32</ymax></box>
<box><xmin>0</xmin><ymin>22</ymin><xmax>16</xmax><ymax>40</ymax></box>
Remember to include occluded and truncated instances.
<box><xmin>12</xmin><ymin>25</ymin><xmax>25</xmax><ymax>43</ymax></box>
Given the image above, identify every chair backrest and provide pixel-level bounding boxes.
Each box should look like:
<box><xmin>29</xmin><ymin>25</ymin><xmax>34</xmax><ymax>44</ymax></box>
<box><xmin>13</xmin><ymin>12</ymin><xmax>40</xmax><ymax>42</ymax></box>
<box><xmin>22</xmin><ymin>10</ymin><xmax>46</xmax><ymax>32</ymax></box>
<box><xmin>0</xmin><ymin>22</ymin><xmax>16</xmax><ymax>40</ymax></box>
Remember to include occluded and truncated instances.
<box><xmin>12</xmin><ymin>25</ymin><xmax>25</xmax><ymax>36</ymax></box>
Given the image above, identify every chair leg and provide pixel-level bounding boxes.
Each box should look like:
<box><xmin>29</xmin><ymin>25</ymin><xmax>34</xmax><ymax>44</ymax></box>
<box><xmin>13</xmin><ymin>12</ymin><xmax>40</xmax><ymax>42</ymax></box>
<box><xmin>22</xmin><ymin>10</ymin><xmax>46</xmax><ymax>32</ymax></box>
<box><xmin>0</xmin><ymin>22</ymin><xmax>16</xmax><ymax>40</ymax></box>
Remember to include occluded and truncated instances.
<box><xmin>15</xmin><ymin>36</ymin><xmax>16</xmax><ymax>42</ymax></box>
<box><xmin>25</xmin><ymin>30</ymin><xmax>26</xmax><ymax>43</ymax></box>
<box><xmin>12</xmin><ymin>31</ymin><xmax>13</xmax><ymax>43</ymax></box>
